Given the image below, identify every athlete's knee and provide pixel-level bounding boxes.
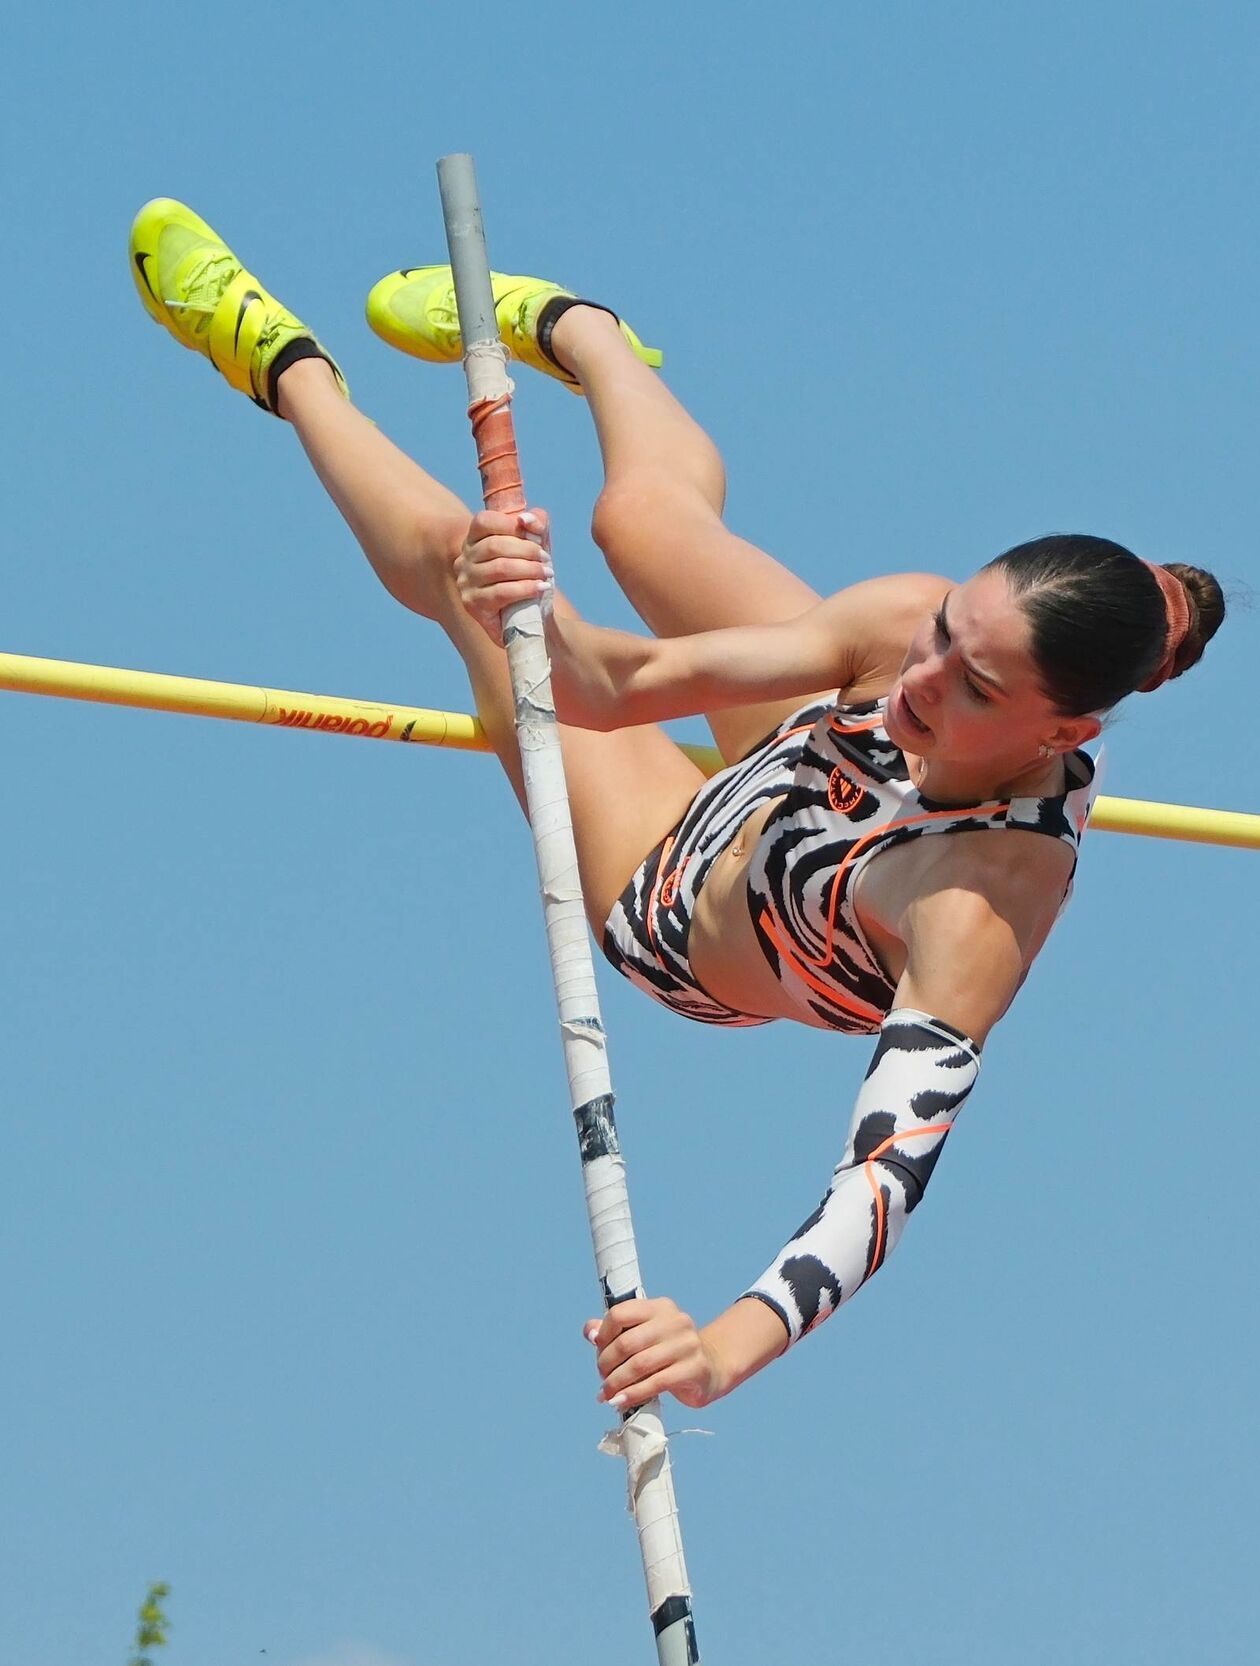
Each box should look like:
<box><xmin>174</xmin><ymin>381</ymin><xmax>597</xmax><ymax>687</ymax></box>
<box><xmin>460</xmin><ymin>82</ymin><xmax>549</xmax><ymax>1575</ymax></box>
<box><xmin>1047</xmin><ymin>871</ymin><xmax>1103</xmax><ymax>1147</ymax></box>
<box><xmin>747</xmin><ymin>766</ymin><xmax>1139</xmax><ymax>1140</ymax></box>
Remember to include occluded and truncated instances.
<box><xmin>590</xmin><ymin>473</ymin><xmax>674</xmax><ymax>567</ymax></box>
<box><xmin>382</xmin><ymin>511</ymin><xmax>471</xmax><ymax>616</ymax></box>
<box><xmin>590</xmin><ymin>477</ymin><xmax>632</xmax><ymax>556</ymax></box>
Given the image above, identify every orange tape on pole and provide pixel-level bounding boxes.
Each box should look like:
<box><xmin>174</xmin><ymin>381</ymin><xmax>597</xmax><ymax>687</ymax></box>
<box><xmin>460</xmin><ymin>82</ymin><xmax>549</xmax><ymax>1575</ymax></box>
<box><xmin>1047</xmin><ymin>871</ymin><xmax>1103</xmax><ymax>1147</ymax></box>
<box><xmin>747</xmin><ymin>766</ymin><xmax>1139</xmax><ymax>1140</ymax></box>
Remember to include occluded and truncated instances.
<box><xmin>471</xmin><ymin>396</ymin><xmax>527</xmax><ymax>514</ymax></box>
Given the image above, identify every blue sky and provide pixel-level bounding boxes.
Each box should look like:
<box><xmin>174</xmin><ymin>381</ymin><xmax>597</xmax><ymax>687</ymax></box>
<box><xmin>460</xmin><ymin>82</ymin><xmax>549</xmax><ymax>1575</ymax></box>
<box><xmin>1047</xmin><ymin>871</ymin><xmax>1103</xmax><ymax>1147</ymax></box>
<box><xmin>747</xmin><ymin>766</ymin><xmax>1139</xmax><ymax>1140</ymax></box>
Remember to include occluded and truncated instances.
<box><xmin>1</xmin><ymin>3</ymin><xmax>1257</xmax><ymax>1663</ymax></box>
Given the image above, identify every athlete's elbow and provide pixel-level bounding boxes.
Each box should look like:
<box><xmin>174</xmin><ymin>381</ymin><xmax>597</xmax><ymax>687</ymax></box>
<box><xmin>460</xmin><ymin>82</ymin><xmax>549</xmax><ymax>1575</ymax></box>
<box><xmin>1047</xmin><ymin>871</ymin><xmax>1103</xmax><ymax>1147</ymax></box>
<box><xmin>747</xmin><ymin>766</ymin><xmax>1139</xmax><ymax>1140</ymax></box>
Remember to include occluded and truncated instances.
<box><xmin>873</xmin><ymin>1137</ymin><xmax>953</xmax><ymax>1217</ymax></box>
<box><xmin>553</xmin><ymin>686</ymin><xmax>623</xmax><ymax>731</ymax></box>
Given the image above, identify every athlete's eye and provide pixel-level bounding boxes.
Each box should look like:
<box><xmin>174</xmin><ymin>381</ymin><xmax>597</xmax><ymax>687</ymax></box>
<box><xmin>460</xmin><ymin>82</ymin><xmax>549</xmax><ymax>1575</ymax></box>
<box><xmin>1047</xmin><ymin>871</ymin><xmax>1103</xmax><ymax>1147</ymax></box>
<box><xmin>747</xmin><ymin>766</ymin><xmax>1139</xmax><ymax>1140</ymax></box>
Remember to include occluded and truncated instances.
<box><xmin>934</xmin><ymin>610</ymin><xmax>950</xmax><ymax>644</ymax></box>
<box><xmin>965</xmin><ymin>679</ymin><xmax>992</xmax><ymax>704</ymax></box>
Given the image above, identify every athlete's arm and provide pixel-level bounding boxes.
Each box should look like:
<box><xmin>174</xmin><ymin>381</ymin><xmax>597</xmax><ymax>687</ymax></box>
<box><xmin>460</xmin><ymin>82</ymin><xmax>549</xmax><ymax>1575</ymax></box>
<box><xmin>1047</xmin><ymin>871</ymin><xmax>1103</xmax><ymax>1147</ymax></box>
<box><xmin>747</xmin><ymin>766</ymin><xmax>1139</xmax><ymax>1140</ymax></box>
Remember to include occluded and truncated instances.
<box><xmin>740</xmin><ymin>850</ymin><xmax>1069</xmax><ymax>1351</ymax></box>
<box><xmin>454</xmin><ymin>508</ymin><xmax>947</xmax><ymax>726</ymax></box>
<box><xmin>544</xmin><ymin>577</ymin><xmax>944</xmax><ymax>729</ymax></box>
<box><xmin>586</xmin><ymin>1007</ymin><xmax>982</xmax><ymax>1407</ymax></box>
<box><xmin>587</xmin><ymin>847</ymin><xmax>1070</xmax><ymax>1405</ymax></box>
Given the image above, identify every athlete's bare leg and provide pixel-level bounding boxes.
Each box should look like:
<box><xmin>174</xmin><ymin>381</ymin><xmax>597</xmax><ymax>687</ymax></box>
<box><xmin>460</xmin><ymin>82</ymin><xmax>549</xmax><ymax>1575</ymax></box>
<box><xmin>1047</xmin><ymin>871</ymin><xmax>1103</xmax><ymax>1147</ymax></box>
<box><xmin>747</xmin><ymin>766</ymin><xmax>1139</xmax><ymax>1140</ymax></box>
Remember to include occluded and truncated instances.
<box><xmin>550</xmin><ymin>307</ymin><xmax>830</xmax><ymax>760</ymax></box>
<box><xmin>276</xmin><ymin>357</ymin><xmax>704</xmax><ymax>922</ymax></box>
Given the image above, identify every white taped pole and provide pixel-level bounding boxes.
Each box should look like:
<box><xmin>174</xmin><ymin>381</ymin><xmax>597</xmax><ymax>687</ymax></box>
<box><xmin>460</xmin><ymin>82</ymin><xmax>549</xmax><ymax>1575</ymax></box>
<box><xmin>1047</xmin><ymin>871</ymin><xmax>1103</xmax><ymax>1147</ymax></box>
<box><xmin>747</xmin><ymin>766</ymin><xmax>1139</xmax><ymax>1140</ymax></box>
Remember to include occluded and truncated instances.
<box><xmin>436</xmin><ymin>153</ymin><xmax>701</xmax><ymax>1666</ymax></box>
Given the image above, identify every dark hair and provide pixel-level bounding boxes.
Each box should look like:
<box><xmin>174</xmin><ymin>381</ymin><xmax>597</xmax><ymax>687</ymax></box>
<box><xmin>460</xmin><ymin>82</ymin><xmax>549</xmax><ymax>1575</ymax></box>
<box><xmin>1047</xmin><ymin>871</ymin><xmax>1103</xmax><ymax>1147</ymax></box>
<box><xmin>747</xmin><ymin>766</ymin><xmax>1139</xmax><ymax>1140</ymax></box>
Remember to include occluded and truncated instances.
<box><xmin>984</xmin><ymin>534</ymin><xmax>1225</xmax><ymax>715</ymax></box>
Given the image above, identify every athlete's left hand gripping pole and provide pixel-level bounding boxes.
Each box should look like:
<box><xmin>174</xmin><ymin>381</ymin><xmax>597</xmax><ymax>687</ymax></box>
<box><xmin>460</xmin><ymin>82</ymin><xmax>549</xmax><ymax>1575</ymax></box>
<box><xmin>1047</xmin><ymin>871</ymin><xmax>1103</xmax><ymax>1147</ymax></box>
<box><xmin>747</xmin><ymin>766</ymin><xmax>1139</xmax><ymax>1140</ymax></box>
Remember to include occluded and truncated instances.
<box><xmin>436</xmin><ymin>154</ymin><xmax>701</xmax><ymax>1666</ymax></box>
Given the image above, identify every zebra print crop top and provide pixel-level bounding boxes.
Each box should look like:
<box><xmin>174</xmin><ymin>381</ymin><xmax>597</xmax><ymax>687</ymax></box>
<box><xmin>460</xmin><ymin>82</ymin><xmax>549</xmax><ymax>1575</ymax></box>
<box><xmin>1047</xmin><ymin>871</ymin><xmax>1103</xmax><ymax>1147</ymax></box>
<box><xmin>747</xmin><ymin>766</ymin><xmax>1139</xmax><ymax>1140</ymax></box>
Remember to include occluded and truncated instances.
<box><xmin>745</xmin><ymin>697</ymin><xmax>1099</xmax><ymax>1034</ymax></box>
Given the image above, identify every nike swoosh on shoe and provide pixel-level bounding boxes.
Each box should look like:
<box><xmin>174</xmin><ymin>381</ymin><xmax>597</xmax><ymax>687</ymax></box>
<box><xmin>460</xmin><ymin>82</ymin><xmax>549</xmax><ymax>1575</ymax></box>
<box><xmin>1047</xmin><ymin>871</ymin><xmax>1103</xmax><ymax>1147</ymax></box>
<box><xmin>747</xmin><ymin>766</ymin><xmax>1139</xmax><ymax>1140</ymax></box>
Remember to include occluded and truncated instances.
<box><xmin>134</xmin><ymin>251</ymin><xmax>158</xmax><ymax>301</ymax></box>
<box><xmin>233</xmin><ymin>289</ymin><xmax>263</xmax><ymax>353</ymax></box>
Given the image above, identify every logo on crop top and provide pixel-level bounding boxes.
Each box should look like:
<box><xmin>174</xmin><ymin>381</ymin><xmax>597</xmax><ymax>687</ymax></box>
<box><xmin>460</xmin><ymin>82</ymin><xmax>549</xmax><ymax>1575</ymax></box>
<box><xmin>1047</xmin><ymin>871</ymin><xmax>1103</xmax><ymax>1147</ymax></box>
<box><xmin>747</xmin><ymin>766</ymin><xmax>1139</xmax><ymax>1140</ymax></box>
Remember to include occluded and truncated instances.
<box><xmin>827</xmin><ymin>768</ymin><xmax>868</xmax><ymax>815</ymax></box>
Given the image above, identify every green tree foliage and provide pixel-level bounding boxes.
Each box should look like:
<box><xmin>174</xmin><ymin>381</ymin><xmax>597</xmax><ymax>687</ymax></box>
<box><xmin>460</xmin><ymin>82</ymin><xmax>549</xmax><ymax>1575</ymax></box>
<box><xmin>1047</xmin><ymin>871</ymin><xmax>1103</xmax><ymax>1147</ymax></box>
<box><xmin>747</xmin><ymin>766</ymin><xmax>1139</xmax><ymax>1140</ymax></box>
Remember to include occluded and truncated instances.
<box><xmin>128</xmin><ymin>1582</ymin><xmax>171</xmax><ymax>1666</ymax></box>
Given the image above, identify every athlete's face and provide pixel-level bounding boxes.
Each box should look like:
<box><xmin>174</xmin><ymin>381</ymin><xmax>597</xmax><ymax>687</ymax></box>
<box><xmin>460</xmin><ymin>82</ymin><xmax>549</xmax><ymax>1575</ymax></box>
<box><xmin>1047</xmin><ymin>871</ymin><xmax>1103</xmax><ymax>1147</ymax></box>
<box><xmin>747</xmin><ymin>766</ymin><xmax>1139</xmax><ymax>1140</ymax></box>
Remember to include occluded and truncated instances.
<box><xmin>886</xmin><ymin>567</ymin><xmax>1095</xmax><ymax>767</ymax></box>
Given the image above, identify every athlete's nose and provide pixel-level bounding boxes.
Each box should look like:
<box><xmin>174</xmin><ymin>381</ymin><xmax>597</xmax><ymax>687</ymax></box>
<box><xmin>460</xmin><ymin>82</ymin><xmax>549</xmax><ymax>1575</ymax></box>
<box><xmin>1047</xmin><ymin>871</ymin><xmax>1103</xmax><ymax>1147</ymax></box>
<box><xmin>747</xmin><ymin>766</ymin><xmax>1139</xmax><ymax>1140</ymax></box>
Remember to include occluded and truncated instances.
<box><xmin>905</xmin><ymin>658</ymin><xmax>943</xmax><ymax>707</ymax></box>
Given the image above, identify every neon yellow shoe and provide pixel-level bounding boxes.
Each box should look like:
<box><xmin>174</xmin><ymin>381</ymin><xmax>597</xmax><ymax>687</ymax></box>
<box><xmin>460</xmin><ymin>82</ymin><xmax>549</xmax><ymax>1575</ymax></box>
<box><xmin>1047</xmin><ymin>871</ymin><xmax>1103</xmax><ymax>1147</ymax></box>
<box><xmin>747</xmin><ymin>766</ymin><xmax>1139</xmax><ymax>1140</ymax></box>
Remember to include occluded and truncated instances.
<box><xmin>365</xmin><ymin>266</ymin><xmax>662</xmax><ymax>392</ymax></box>
<box><xmin>130</xmin><ymin>198</ymin><xmax>347</xmax><ymax>415</ymax></box>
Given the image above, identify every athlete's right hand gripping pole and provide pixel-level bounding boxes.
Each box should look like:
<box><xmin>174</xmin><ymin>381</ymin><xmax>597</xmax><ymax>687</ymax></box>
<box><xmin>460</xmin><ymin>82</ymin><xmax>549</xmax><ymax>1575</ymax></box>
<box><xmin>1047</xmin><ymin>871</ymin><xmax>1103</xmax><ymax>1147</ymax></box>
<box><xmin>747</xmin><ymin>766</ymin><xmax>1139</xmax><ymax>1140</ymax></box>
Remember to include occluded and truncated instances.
<box><xmin>436</xmin><ymin>154</ymin><xmax>700</xmax><ymax>1666</ymax></box>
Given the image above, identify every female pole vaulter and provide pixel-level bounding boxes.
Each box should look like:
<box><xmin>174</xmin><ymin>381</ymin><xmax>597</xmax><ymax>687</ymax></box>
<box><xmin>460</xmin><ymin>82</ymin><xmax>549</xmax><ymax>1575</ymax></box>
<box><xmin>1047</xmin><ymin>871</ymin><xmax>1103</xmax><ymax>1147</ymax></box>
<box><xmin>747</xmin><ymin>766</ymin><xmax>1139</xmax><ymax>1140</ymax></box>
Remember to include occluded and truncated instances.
<box><xmin>130</xmin><ymin>199</ymin><xmax>1225</xmax><ymax>1414</ymax></box>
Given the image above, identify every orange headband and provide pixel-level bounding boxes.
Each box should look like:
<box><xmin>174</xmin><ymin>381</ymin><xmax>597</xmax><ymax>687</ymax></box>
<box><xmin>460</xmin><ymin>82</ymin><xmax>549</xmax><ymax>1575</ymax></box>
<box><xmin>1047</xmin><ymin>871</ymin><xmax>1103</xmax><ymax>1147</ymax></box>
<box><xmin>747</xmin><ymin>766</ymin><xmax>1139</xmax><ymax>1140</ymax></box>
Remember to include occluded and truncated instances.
<box><xmin>1138</xmin><ymin>563</ymin><xmax>1192</xmax><ymax>692</ymax></box>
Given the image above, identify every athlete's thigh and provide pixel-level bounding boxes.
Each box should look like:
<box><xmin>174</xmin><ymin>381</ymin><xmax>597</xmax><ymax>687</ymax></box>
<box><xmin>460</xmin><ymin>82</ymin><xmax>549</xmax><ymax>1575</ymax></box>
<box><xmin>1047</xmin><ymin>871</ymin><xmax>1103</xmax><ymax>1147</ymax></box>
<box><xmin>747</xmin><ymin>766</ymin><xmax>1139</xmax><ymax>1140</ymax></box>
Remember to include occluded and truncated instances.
<box><xmin>598</xmin><ymin>479</ymin><xmax>821</xmax><ymax>638</ymax></box>
<box><xmin>596</xmin><ymin>485</ymin><xmax>828</xmax><ymax>762</ymax></box>
<box><xmin>487</xmin><ymin>713</ymin><xmax>704</xmax><ymax>932</ymax></box>
<box><xmin>559</xmin><ymin>724</ymin><xmax>708</xmax><ymax>931</ymax></box>
<box><xmin>457</xmin><ymin>625</ymin><xmax>706</xmax><ymax>933</ymax></box>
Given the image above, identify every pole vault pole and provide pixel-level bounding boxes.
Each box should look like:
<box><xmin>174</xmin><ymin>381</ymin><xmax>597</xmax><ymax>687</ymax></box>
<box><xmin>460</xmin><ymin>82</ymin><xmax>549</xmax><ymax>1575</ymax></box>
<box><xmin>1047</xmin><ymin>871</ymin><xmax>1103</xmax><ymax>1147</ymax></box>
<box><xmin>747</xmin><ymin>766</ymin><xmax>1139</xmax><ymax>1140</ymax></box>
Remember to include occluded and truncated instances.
<box><xmin>436</xmin><ymin>154</ymin><xmax>701</xmax><ymax>1665</ymax></box>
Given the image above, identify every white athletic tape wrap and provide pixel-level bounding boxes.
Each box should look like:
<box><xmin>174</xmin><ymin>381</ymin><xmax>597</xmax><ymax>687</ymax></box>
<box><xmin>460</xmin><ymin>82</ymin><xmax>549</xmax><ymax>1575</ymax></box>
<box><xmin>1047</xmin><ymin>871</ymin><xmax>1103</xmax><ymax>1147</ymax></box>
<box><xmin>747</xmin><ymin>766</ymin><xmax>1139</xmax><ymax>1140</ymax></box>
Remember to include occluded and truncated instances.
<box><xmin>600</xmin><ymin>1409</ymin><xmax>693</xmax><ymax>1604</ymax></box>
<box><xmin>500</xmin><ymin>560</ymin><xmax>693</xmax><ymax>1624</ymax></box>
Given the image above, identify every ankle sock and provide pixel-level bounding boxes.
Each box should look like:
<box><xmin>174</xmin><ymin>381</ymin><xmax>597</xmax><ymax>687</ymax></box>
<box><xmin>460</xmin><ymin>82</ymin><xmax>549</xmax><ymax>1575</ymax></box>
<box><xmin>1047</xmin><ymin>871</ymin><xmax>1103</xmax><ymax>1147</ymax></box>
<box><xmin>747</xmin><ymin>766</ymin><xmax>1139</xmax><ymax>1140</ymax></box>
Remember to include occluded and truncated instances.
<box><xmin>535</xmin><ymin>296</ymin><xmax>620</xmax><ymax>375</ymax></box>
<box><xmin>266</xmin><ymin>336</ymin><xmax>335</xmax><ymax>416</ymax></box>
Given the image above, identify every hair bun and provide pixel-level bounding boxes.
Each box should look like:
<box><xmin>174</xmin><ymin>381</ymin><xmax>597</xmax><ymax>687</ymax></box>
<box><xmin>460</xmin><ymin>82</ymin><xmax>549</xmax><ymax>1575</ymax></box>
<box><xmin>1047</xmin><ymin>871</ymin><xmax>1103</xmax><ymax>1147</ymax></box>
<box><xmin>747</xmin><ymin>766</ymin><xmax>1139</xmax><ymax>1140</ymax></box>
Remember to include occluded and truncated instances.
<box><xmin>1162</xmin><ymin>563</ymin><xmax>1226</xmax><ymax>677</ymax></box>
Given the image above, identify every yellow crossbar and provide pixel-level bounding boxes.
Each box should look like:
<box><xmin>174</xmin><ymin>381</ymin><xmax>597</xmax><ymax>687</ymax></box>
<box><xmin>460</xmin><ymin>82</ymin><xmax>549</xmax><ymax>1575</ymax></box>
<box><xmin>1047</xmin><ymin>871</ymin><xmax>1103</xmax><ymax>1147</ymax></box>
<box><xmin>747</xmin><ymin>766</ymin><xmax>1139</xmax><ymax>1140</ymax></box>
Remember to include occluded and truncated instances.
<box><xmin>2</xmin><ymin>650</ymin><xmax>1257</xmax><ymax>851</ymax></box>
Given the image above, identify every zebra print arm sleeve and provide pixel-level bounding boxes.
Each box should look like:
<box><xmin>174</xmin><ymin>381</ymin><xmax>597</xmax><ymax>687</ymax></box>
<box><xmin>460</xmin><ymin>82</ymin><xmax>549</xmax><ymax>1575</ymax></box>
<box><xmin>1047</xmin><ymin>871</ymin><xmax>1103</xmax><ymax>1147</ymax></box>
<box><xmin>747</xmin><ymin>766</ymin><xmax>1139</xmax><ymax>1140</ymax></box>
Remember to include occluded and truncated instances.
<box><xmin>742</xmin><ymin>1009</ymin><xmax>981</xmax><ymax>1346</ymax></box>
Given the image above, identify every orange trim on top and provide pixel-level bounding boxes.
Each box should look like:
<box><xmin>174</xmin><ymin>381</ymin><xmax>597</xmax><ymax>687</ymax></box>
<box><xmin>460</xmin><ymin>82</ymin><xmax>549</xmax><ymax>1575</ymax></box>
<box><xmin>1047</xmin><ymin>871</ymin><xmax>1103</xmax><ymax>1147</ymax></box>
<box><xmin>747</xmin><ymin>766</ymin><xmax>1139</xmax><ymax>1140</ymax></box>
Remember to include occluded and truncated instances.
<box><xmin>764</xmin><ymin>719</ymin><xmax>819</xmax><ymax>751</ymax></box>
<box><xmin>828</xmin><ymin>709</ymin><xmax>885</xmax><ymax>736</ymax></box>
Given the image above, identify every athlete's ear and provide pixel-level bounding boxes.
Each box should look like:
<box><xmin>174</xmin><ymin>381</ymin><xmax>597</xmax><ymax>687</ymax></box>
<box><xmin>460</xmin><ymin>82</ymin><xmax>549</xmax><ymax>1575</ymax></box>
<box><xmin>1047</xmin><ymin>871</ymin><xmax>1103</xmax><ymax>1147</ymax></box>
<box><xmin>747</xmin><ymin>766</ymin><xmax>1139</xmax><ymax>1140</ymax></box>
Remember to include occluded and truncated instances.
<box><xmin>1047</xmin><ymin>713</ymin><xmax>1102</xmax><ymax>752</ymax></box>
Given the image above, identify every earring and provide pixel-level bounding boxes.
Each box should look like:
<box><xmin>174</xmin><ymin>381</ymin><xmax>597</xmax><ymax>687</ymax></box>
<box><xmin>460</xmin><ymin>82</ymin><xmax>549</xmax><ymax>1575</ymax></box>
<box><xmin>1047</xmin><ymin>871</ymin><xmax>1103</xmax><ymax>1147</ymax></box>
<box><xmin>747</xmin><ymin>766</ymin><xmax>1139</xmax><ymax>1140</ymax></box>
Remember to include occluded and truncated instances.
<box><xmin>1038</xmin><ymin>743</ymin><xmax>1055</xmax><ymax>758</ymax></box>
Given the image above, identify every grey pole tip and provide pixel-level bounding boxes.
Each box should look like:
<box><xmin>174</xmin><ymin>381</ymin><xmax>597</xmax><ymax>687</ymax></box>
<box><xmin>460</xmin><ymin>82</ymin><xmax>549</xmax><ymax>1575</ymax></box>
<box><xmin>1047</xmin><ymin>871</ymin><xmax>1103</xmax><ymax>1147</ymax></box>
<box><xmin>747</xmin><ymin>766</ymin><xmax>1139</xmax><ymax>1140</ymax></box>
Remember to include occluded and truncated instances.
<box><xmin>436</xmin><ymin>153</ymin><xmax>499</xmax><ymax>352</ymax></box>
